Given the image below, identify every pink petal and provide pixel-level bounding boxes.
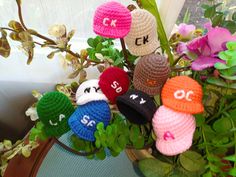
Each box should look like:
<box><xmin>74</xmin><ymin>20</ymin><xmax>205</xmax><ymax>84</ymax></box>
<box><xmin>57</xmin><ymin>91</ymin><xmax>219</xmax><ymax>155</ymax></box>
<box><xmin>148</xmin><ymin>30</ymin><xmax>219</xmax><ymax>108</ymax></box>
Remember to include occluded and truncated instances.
<box><xmin>204</xmin><ymin>22</ymin><xmax>213</xmax><ymax>31</ymax></box>
<box><xmin>191</xmin><ymin>56</ymin><xmax>225</xmax><ymax>71</ymax></box>
<box><xmin>187</xmin><ymin>36</ymin><xmax>208</xmax><ymax>54</ymax></box>
<box><xmin>177</xmin><ymin>42</ymin><xmax>188</xmax><ymax>54</ymax></box>
<box><xmin>178</xmin><ymin>23</ymin><xmax>196</xmax><ymax>38</ymax></box>
<box><xmin>208</xmin><ymin>27</ymin><xmax>236</xmax><ymax>54</ymax></box>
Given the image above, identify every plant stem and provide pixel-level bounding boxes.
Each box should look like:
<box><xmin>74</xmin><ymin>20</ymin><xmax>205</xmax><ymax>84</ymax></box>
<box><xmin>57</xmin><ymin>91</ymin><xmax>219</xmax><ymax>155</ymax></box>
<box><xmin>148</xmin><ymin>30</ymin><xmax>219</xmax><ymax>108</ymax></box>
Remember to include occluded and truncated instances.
<box><xmin>16</xmin><ymin>0</ymin><xmax>27</xmax><ymax>30</ymax></box>
<box><xmin>0</xmin><ymin>27</ymin><xmax>16</xmax><ymax>32</ymax></box>
<box><xmin>206</xmin><ymin>101</ymin><xmax>236</xmax><ymax>123</ymax></box>
<box><xmin>120</xmin><ymin>38</ymin><xmax>133</xmax><ymax>70</ymax></box>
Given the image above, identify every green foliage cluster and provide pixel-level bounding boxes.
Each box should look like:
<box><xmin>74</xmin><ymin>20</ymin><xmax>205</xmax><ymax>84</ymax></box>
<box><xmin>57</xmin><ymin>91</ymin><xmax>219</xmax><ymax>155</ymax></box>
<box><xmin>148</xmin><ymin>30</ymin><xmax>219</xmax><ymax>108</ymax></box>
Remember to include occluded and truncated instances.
<box><xmin>202</xmin><ymin>1</ymin><xmax>236</xmax><ymax>33</ymax></box>
<box><xmin>70</xmin><ymin>113</ymin><xmax>153</xmax><ymax>160</ymax></box>
<box><xmin>86</xmin><ymin>36</ymin><xmax>137</xmax><ymax>67</ymax></box>
<box><xmin>215</xmin><ymin>42</ymin><xmax>236</xmax><ymax>81</ymax></box>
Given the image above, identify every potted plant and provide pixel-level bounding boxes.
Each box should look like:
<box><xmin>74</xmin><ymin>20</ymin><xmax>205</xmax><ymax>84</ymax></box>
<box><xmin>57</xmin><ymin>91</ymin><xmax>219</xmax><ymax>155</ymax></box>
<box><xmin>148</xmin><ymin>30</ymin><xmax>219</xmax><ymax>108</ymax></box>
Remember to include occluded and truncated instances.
<box><xmin>1</xmin><ymin>0</ymin><xmax>236</xmax><ymax>177</ymax></box>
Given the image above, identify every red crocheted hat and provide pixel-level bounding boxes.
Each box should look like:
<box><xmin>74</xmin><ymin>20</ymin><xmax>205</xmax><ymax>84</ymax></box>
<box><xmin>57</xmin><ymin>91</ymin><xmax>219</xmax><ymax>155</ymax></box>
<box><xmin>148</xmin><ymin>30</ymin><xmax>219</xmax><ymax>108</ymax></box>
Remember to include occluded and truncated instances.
<box><xmin>99</xmin><ymin>67</ymin><xmax>130</xmax><ymax>104</ymax></box>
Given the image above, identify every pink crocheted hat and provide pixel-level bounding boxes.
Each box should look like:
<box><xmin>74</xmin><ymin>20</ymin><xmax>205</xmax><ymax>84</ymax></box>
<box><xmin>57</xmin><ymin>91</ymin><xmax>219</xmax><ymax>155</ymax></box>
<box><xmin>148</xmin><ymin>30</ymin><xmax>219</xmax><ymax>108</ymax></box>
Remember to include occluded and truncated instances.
<box><xmin>152</xmin><ymin>106</ymin><xmax>196</xmax><ymax>156</ymax></box>
<box><xmin>93</xmin><ymin>1</ymin><xmax>132</xmax><ymax>38</ymax></box>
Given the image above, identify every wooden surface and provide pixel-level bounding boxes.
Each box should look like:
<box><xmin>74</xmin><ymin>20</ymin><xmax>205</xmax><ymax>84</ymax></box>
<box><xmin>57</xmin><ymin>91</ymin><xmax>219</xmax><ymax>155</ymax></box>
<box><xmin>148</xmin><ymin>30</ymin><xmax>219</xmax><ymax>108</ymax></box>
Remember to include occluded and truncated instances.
<box><xmin>4</xmin><ymin>138</ymin><xmax>55</xmax><ymax>177</ymax></box>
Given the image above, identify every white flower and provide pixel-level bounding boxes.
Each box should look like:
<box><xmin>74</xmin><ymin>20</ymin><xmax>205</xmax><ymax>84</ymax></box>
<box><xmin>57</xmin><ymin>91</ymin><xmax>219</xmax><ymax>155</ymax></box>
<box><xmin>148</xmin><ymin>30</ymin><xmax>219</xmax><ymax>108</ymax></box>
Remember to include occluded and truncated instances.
<box><xmin>25</xmin><ymin>107</ymin><xmax>39</xmax><ymax>121</ymax></box>
<box><xmin>48</xmin><ymin>24</ymin><xmax>66</xmax><ymax>38</ymax></box>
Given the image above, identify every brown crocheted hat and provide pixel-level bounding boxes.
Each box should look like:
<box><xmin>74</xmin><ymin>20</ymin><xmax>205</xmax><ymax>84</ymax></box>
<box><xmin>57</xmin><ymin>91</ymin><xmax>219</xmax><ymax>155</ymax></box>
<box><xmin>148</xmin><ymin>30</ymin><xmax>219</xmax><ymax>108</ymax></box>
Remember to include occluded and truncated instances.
<box><xmin>133</xmin><ymin>53</ymin><xmax>170</xmax><ymax>96</ymax></box>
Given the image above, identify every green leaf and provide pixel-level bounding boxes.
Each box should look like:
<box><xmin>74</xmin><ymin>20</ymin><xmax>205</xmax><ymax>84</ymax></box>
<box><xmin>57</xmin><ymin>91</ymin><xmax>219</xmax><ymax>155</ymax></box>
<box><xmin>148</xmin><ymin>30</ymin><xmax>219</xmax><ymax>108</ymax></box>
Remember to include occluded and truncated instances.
<box><xmin>97</xmin><ymin>122</ymin><xmax>104</xmax><ymax>131</ymax></box>
<box><xmin>130</xmin><ymin>125</ymin><xmax>140</xmax><ymax>143</ymax></box>
<box><xmin>206</xmin><ymin>77</ymin><xmax>229</xmax><ymax>88</ymax></box>
<box><xmin>96</xmin><ymin>148</ymin><xmax>106</xmax><ymax>160</ymax></box>
<box><xmin>87</xmin><ymin>38</ymin><xmax>94</xmax><ymax>47</ymax></box>
<box><xmin>214</xmin><ymin>62</ymin><xmax>230</xmax><ymax>70</ymax></box>
<box><xmin>221</xmin><ymin>75</ymin><xmax>236</xmax><ymax>80</ymax></box>
<box><xmin>117</xmin><ymin>135</ymin><xmax>127</xmax><ymax>149</ymax></box>
<box><xmin>179</xmin><ymin>150</ymin><xmax>205</xmax><ymax>172</ymax></box>
<box><xmin>194</xmin><ymin>114</ymin><xmax>205</xmax><ymax>127</ymax></box>
<box><xmin>233</xmin><ymin>12</ymin><xmax>236</xmax><ymax>21</ymax></box>
<box><xmin>228</xmin><ymin>168</ymin><xmax>236</xmax><ymax>176</ymax></box>
<box><xmin>204</xmin><ymin>6</ymin><xmax>216</xmax><ymax>18</ymax></box>
<box><xmin>202</xmin><ymin>171</ymin><xmax>213</xmax><ymax>177</ymax></box>
<box><xmin>222</xmin><ymin>21</ymin><xmax>236</xmax><ymax>33</ymax></box>
<box><xmin>133</xmin><ymin>136</ymin><xmax>145</xmax><ymax>149</ymax></box>
<box><xmin>209</xmin><ymin>163</ymin><xmax>220</xmax><ymax>173</ymax></box>
<box><xmin>212</xmin><ymin>14</ymin><xmax>223</xmax><ymax>26</ymax></box>
<box><xmin>113</xmin><ymin>57</ymin><xmax>123</xmax><ymax>66</ymax></box>
<box><xmin>138</xmin><ymin>158</ymin><xmax>173</xmax><ymax>177</ymax></box>
<box><xmin>213</xmin><ymin>117</ymin><xmax>232</xmax><ymax>133</ymax></box>
<box><xmin>226</xmin><ymin>42</ymin><xmax>236</xmax><ymax>51</ymax></box>
<box><xmin>224</xmin><ymin>155</ymin><xmax>236</xmax><ymax>162</ymax></box>
<box><xmin>95</xmin><ymin>42</ymin><xmax>103</xmax><ymax>53</ymax></box>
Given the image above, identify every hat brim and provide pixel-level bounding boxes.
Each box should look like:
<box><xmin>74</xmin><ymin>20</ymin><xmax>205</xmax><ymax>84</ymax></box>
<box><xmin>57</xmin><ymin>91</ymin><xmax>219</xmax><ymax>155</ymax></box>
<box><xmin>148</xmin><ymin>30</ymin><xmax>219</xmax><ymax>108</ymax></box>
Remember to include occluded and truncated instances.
<box><xmin>93</xmin><ymin>25</ymin><xmax>130</xmax><ymax>39</ymax></box>
<box><xmin>116</xmin><ymin>95</ymin><xmax>153</xmax><ymax>124</ymax></box>
<box><xmin>127</xmin><ymin>38</ymin><xmax>159</xmax><ymax>56</ymax></box>
<box><xmin>133</xmin><ymin>79</ymin><xmax>163</xmax><ymax>96</ymax></box>
<box><xmin>162</xmin><ymin>98</ymin><xmax>204</xmax><ymax>114</ymax></box>
<box><xmin>156</xmin><ymin>133</ymin><xmax>194</xmax><ymax>156</ymax></box>
<box><xmin>76</xmin><ymin>93</ymin><xmax>108</xmax><ymax>105</ymax></box>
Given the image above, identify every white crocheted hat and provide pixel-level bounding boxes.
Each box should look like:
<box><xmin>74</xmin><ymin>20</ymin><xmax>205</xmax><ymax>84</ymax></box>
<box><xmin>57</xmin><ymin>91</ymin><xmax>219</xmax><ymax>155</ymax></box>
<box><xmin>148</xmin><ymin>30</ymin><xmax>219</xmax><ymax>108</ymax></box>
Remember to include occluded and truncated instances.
<box><xmin>124</xmin><ymin>9</ymin><xmax>159</xmax><ymax>56</ymax></box>
<box><xmin>75</xmin><ymin>79</ymin><xmax>108</xmax><ymax>105</ymax></box>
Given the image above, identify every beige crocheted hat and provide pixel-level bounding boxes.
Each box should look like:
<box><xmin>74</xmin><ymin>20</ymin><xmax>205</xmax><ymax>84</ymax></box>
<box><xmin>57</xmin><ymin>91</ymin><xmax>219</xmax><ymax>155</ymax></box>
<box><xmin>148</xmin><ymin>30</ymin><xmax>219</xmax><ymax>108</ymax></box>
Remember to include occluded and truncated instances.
<box><xmin>124</xmin><ymin>9</ymin><xmax>159</xmax><ymax>56</ymax></box>
<box><xmin>133</xmin><ymin>53</ymin><xmax>170</xmax><ymax>96</ymax></box>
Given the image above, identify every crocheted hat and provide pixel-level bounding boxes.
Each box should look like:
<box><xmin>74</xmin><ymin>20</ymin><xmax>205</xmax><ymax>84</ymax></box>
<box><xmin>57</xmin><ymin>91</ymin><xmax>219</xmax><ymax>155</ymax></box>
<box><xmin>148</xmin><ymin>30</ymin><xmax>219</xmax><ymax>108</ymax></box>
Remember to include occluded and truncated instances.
<box><xmin>99</xmin><ymin>67</ymin><xmax>130</xmax><ymax>104</ymax></box>
<box><xmin>36</xmin><ymin>92</ymin><xmax>75</xmax><ymax>137</ymax></box>
<box><xmin>76</xmin><ymin>79</ymin><xmax>107</xmax><ymax>105</ymax></box>
<box><xmin>116</xmin><ymin>90</ymin><xmax>156</xmax><ymax>124</ymax></box>
<box><xmin>152</xmin><ymin>106</ymin><xmax>196</xmax><ymax>156</ymax></box>
<box><xmin>133</xmin><ymin>54</ymin><xmax>170</xmax><ymax>96</ymax></box>
<box><xmin>161</xmin><ymin>76</ymin><xmax>204</xmax><ymax>114</ymax></box>
<box><xmin>93</xmin><ymin>1</ymin><xmax>132</xmax><ymax>38</ymax></box>
<box><xmin>68</xmin><ymin>101</ymin><xmax>111</xmax><ymax>141</ymax></box>
<box><xmin>124</xmin><ymin>9</ymin><xmax>159</xmax><ymax>56</ymax></box>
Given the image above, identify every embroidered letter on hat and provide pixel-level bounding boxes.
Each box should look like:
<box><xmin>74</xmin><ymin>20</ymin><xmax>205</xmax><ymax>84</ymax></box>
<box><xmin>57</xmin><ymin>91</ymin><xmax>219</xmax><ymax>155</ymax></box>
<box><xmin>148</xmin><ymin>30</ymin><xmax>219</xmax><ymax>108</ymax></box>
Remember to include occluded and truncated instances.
<box><xmin>103</xmin><ymin>18</ymin><xmax>117</xmax><ymax>27</ymax></box>
<box><xmin>163</xmin><ymin>131</ymin><xmax>175</xmax><ymax>141</ymax></box>
<box><xmin>81</xmin><ymin>115</ymin><xmax>96</xmax><ymax>128</ymax></box>
<box><xmin>174</xmin><ymin>90</ymin><xmax>194</xmax><ymax>102</ymax></box>
<box><xmin>135</xmin><ymin>35</ymin><xmax>149</xmax><ymax>46</ymax></box>
<box><xmin>111</xmin><ymin>81</ymin><xmax>122</xmax><ymax>93</ymax></box>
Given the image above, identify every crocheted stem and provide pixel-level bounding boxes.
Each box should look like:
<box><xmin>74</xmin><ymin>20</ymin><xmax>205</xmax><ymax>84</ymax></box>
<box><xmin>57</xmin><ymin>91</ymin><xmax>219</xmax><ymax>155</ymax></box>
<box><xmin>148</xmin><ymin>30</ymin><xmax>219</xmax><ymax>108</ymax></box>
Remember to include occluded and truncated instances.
<box><xmin>120</xmin><ymin>38</ymin><xmax>133</xmax><ymax>70</ymax></box>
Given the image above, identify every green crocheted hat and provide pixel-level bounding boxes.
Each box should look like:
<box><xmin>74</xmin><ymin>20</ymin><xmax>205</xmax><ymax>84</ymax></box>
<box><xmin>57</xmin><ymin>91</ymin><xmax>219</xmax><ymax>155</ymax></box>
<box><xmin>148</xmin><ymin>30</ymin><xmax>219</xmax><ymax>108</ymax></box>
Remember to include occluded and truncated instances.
<box><xmin>37</xmin><ymin>91</ymin><xmax>75</xmax><ymax>137</ymax></box>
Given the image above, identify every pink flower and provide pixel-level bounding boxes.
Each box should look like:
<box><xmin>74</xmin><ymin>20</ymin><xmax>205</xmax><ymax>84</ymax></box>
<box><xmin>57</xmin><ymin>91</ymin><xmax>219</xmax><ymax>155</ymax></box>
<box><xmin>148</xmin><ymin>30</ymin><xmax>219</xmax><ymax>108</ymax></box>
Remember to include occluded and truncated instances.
<box><xmin>176</xmin><ymin>42</ymin><xmax>188</xmax><ymax>54</ymax></box>
<box><xmin>187</xmin><ymin>27</ymin><xmax>236</xmax><ymax>71</ymax></box>
<box><xmin>178</xmin><ymin>23</ymin><xmax>196</xmax><ymax>39</ymax></box>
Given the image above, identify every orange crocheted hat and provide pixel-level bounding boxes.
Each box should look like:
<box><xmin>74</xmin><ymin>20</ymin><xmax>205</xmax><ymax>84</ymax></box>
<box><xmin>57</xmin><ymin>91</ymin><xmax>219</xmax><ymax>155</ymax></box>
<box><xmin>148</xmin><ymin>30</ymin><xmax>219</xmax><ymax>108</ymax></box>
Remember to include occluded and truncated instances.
<box><xmin>161</xmin><ymin>76</ymin><xmax>204</xmax><ymax>114</ymax></box>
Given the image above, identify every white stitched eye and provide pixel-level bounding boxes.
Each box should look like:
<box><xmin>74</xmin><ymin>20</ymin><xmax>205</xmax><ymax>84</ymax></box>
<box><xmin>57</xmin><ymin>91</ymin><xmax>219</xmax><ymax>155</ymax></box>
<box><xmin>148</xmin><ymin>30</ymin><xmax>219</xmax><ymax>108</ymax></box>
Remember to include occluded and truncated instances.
<box><xmin>174</xmin><ymin>90</ymin><xmax>185</xmax><ymax>100</ymax></box>
<box><xmin>130</xmin><ymin>94</ymin><xmax>138</xmax><ymax>100</ymax></box>
<box><xmin>49</xmin><ymin>120</ymin><xmax>58</xmax><ymax>126</ymax></box>
<box><xmin>140</xmin><ymin>98</ymin><xmax>146</xmax><ymax>104</ymax></box>
<box><xmin>59</xmin><ymin>114</ymin><xmax>66</xmax><ymax>122</ymax></box>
